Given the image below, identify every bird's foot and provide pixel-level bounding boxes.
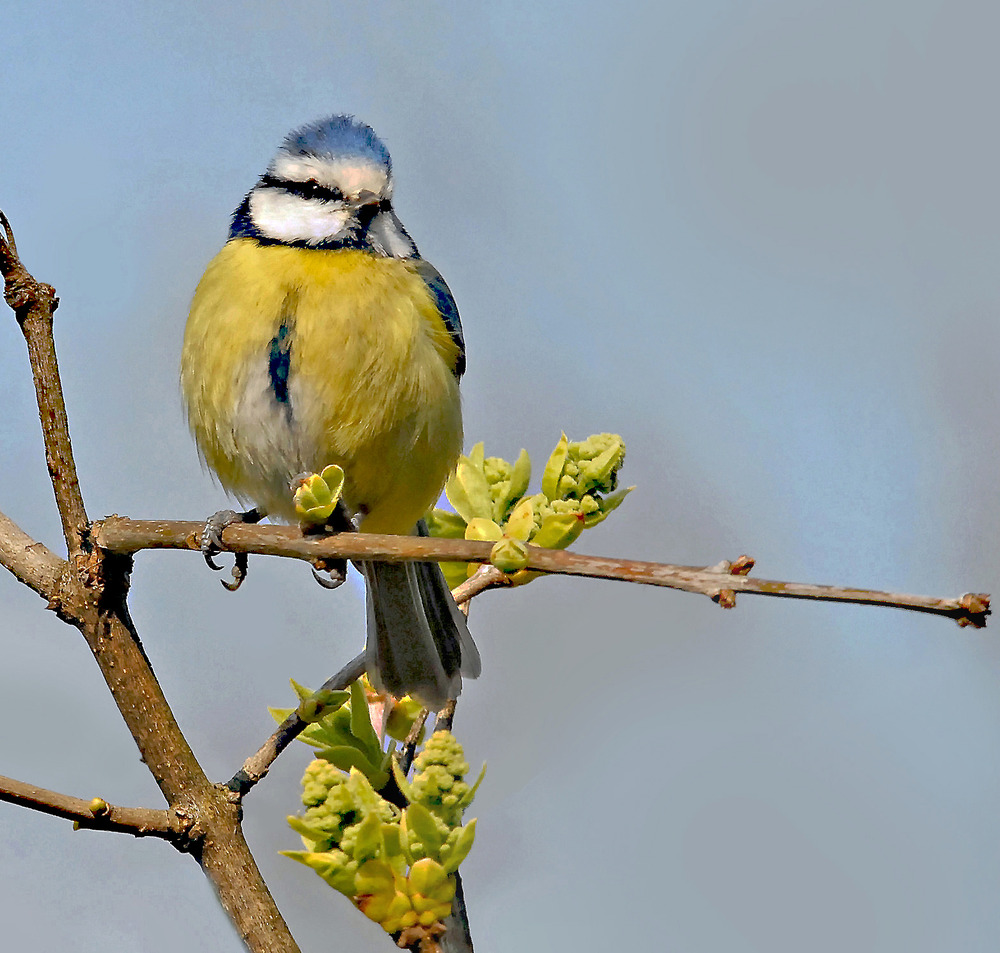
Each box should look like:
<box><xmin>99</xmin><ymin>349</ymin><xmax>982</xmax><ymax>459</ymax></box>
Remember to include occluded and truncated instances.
<box><xmin>295</xmin><ymin>495</ymin><xmax>358</xmax><ymax>590</ymax></box>
<box><xmin>311</xmin><ymin>559</ymin><xmax>347</xmax><ymax>589</ymax></box>
<box><xmin>201</xmin><ymin>507</ymin><xmax>265</xmax><ymax>591</ymax></box>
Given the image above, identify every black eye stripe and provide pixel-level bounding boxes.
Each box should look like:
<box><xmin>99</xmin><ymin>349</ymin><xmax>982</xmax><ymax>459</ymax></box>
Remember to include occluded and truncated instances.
<box><xmin>259</xmin><ymin>173</ymin><xmax>345</xmax><ymax>203</ymax></box>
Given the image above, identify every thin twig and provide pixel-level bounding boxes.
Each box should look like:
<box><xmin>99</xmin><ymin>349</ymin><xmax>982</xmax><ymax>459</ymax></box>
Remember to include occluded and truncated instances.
<box><xmin>0</xmin><ymin>212</ymin><xmax>89</xmax><ymax>557</ymax></box>
<box><xmin>451</xmin><ymin>565</ymin><xmax>508</xmax><ymax>605</ymax></box>
<box><xmin>435</xmin><ymin>699</ymin><xmax>457</xmax><ymax>734</ymax></box>
<box><xmin>398</xmin><ymin>709</ymin><xmax>430</xmax><ymax>776</ymax></box>
<box><xmin>229</xmin><ymin>652</ymin><xmax>367</xmax><ymax>797</ymax></box>
<box><xmin>431</xmin><ymin>696</ymin><xmax>471</xmax><ymax>953</ymax></box>
<box><xmin>94</xmin><ymin>517</ymin><xmax>992</xmax><ymax>628</ymax></box>
<box><xmin>441</xmin><ymin>873</ymin><xmax>475</xmax><ymax>953</ymax></box>
<box><xmin>0</xmin><ymin>774</ymin><xmax>182</xmax><ymax>840</ymax></box>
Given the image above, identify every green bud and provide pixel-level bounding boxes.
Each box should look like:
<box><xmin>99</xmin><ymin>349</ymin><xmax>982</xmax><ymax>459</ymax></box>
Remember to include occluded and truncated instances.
<box><xmin>407</xmin><ymin>857</ymin><xmax>451</xmax><ymax>899</ymax></box>
<box><xmin>490</xmin><ymin>537</ymin><xmax>530</xmax><ymax>573</ymax></box>
<box><xmin>294</xmin><ymin>465</ymin><xmax>345</xmax><ymax>525</ymax></box>
<box><xmin>358</xmin><ymin>887</ymin><xmax>414</xmax><ymax>933</ymax></box>
<box><xmin>297</xmin><ymin>689</ymin><xmax>350</xmax><ymax>723</ymax></box>
<box><xmin>417</xmin><ymin>906</ymin><xmax>449</xmax><ymax>927</ymax></box>
<box><xmin>578</xmin><ymin>439</ymin><xmax>622</xmax><ymax>491</ymax></box>
<box><xmin>353</xmin><ymin>858</ymin><xmax>397</xmax><ymax>896</ymax></box>
<box><xmin>297</xmin><ymin>698</ymin><xmax>321</xmax><ymax>721</ymax></box>
<box><xmin>385</xmin><ymin>695</ymin><xmax>424</xmax><ymax>742</ymax></box>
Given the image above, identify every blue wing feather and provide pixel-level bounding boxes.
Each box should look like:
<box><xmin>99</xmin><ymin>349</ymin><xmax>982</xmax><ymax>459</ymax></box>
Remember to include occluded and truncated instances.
<box><xmin>413</xmin><ymin>260</ymin><xmax>466</xmax><ymax>378</ymax></box>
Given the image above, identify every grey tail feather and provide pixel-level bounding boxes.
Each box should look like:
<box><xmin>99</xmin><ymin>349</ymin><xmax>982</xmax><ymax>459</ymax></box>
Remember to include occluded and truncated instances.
<box><xmin>363</xmin><ymin>547</ymin><xmax>480</xmax><ymax>711</ymax></box>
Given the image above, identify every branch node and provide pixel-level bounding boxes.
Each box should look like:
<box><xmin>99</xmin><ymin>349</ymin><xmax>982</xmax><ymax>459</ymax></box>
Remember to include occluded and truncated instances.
<box><xmin>89</xmin><ymin>797</ymin><xmax>110</xmax><ymax>817</ymax></box>
<box><xmin>710</xmin><ymin>554</ymin><xmax>756</xmax><ymax>609</ymax></box>
<box><xmin>956</xmin><ymin>592</ymin><xmax>991</xmax><ymax>628</ymax></box>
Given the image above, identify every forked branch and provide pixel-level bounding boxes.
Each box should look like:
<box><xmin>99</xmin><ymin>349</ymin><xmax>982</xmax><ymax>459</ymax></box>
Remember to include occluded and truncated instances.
<box><xmin>1</xmin><ymin>211</ymin><xmax>301</xmax><ymax>953</ymax></box>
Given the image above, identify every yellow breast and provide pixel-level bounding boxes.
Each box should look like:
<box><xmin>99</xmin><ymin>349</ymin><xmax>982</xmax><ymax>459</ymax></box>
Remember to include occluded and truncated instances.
<box><xmin>181</xmin><ymin>240</ymin><xmax>463</xmax><ymax>532</ymax></box>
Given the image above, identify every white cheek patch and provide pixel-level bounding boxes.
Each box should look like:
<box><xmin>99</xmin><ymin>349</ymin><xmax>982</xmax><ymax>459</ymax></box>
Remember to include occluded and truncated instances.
<box><xmin>271</xmin><ymin>152</ymin><xmax>391</xmax><ymax>199</ymax></box>
<box><xmin>249</xmin><ymin>189</ymin><xmax>351</xmax><ymax>245</ymax></box>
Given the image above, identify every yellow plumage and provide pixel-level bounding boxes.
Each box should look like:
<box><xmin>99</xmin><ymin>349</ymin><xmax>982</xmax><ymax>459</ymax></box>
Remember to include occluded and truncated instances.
<box><xmin>181</xmin><ymin>239</ymin><xmax>463</xmax><ymax>533</ymax></box>
<box><xmin>181</xmin><ymin>114</ymin><xmax>479</xmax><ymax>707</ymax></box>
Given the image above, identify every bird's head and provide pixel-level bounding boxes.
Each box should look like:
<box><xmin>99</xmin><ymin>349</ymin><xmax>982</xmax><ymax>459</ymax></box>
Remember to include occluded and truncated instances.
<box><xmin>232</xmin><ymin>115</ymin><xmax>417</xmax><ymax>257</ymax></box>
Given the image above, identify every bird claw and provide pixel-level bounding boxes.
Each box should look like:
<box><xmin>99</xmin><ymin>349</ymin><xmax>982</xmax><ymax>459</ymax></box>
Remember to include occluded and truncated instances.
<box><xmin>223</xmin><ymin>553</ymin><xmax>250</xmax><ymax>591</ymax></box>
<box><xmin>297</xmin><ymin>499</ymin><xmax>355</xmax><ymax>590</ymax></box>
<box><xmin>312</xmin><ymin>559</ymin><xmax>347</xmax><ymax>589</ymax></box>
<box><xmin>201</xmin><ymin>509</ymin><xmax>241</xmax><ymax>554</ymax></box>
<box><xmin>200</xmin><ymin>508</ymin><xmax>264</xmax><ymax>591</ymax></box>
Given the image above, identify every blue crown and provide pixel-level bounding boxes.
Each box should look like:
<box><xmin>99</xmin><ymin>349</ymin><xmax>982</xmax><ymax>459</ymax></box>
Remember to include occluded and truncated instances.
<box><xmin>279</xmin><ymin>115</ymin><xmax>391</xmax><ymax>171</ymax></box>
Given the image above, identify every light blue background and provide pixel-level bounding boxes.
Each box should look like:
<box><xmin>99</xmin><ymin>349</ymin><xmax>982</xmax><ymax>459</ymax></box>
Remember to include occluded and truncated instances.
<box><xmin>2</xmin><ymin>1</ymin><xmax>999</xmax><ymax>950</ymax></box>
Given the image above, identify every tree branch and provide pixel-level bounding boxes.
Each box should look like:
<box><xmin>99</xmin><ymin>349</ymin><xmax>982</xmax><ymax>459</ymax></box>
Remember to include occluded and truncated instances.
<box><xmin>94</xmin><ymin>517</ymin><xmax>991</xmax><ymax>628</ymax></box>
<box><xmin>228</xmin><ymin>652</ymin><xmax>367</xmax><ymax>797</ymax></box>
<box><xmin>0</xmin><ymin>211</ymin><xmax>89</xmax><ymax>557</ymax></box>
<box><xmin>3</xmin><ymin>196</ymin><xmax>989</xmax><ymax>953</ymax></box>
<box><xmin>0</xmin><ymin>774</ymin><xmax>182</xmax><ymax>840</ymax></box>
<box><xmin>0</xmin><ymin>507</ymin><xmax>66</xmax><ymax>597</ymax></box>
<box><xmin>451</xmin><ymin>565</ymin><xmax>509</xmax><ymax>605</ymax></box>
<box><xmin>1</xmin><ymin>214</ymin><xmax>301</xmax><ymax>953</ymax></box>
<box><xmin>230</xmin><ymin>567</ymin><xmax>513</xmax><ymax>797</ymax></box>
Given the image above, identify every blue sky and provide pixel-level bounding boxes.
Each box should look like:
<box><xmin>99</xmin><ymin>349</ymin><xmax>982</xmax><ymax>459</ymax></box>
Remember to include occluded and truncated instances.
<box><xmin>2</xmin><ymin>1</ymin><xmax>1000</xmax><ymax>950</ymax></box>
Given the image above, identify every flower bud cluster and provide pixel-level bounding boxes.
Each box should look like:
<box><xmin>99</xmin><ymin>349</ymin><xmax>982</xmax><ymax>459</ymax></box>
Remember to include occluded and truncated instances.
<box><xmin>281</xmin><ymin>685</ymin><xmax>482</xmax><ymax>938</ymax></box>
<box><xmin>408</xmin><ymin>730</ymin><xmax>475</xmax><ymax>827</ymax></box>
<box><xmin>426</xmin><ymin>433</ymin><xmax>632</xmax><ymax>586</ymax></box>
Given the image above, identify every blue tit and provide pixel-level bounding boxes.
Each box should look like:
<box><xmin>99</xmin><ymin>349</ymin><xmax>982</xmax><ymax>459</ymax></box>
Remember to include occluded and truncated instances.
<box><xmin>180</xmin><ymin>115</ymin><xmax>480</xmax><ymax>708</ymax></box>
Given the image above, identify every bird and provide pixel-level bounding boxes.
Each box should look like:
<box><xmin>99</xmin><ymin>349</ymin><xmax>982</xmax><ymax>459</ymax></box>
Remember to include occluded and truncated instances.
<box><xmin>180</xmin><ymin>115</ymin><xmax>480</xmax><ymax>709</ymax></box>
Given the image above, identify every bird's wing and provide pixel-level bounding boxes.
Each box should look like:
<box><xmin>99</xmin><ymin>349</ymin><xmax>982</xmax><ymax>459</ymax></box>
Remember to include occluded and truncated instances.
<box><xmin>413</xmin><ymin>259</ymin><xmax>466</xmax><ymax>379</ymax></box>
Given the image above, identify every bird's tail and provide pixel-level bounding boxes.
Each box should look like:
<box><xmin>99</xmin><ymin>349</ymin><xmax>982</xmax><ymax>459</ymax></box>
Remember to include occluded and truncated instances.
<box><xmin>362</xmin><ymin>533</ymin><xmax>480</xmax><ymax>710</ymax></box>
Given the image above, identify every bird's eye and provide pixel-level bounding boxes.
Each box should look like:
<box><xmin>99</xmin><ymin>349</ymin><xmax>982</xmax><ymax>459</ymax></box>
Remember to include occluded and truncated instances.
<box><xmin>258</xmin><ymin>173</ymin><xmax>344</xmax><ymax>203</ymax></box>
<box><xmin>302</xmin><ymin>180</ymin><xmax>344</xmax><ymax>202</ymax></box>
